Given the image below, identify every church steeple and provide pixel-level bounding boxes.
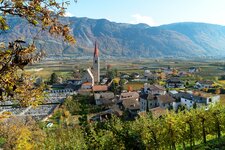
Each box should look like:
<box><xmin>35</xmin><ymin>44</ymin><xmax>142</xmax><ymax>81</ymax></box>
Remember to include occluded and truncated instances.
<box><xmin>93</xmin><ymin>41</ymin><xmax>100</xmax><ymax>83</ymax></box>
<box><xmin>94</xmin><ymin>41</ymin><xmax>99</xmax><ymax>57</ymax></box>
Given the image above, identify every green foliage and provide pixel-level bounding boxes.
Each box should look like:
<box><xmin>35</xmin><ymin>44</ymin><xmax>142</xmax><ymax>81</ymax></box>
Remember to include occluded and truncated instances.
<box><xmin>0</xmin><ymin>0</ymin><xmax>75</xmax><ymax>106</ymax></box>
<box><xmin>2</xmin><ymin>103</ymin><xmax>225</xmax><ymax>149</ymax></box>
<box><xmin>42</xmin><ymin>127</ymin><xmax>87</xmax><ymax>150</ymax></box>
<box><xmin>0</xmin><ymin>0</ymin><xmax>75</xmax><ymax>43</ymax></box>
<box><xmin>107</xmin><ymin>69</ymin><xmax>118</xmax><ymax>79</ymax></box>
<box><xmin>49</xmin><ymin>73</ymin><xmax>58</xmax><ymax>84</ymax></box>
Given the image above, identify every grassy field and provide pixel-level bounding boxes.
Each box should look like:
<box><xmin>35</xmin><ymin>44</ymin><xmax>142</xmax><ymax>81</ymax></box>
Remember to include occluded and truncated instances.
<box><xmin>124</xmin><ymin>82</ymin><xmax>144</xmax><ymax>91</ymax></box>
<box><xmin>25</xmin><ymin>58</ymin><xmax>225</xmax><ymax>87</ymax></box>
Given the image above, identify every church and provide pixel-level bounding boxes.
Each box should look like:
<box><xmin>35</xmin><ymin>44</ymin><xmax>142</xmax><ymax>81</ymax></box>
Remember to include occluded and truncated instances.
<box><xmin>82</xmin><ymin>42</ymin><xmax>100</xmax><ymax>87</ymax></box>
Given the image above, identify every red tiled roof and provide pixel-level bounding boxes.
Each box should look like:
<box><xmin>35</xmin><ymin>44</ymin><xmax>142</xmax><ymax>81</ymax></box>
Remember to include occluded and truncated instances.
<box><xmin>82</xmin><ymin>82</ymin><xmax>92</xmax><ymax>86</ymax></box>
<box><xmin>92</xmin><ymin>85</ymin><xmax>108</xmax><ymax>92</ymax></box>
<box><xmin>94</xmin><ymin>41</ymin><xmax>99</xmax><ymax>57</ymax></box>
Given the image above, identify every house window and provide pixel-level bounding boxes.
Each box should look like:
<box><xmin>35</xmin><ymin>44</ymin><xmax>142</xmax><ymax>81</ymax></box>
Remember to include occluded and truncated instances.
<box><xmin>209</xmin><ymin>98</ymin><xmax>212</xmax><ymax>102</ymax></box>
<box><xmin>185</xmin><ymin>100</ymin><xmax>187</xmax><ymax>102</ymax></box>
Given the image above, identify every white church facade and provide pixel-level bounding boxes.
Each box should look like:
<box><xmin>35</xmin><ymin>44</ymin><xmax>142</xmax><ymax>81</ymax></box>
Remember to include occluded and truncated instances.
<box><xmin>82</xmin><ymin>42</ymin><xmax>100</xmax><ymax>86</ymax></box>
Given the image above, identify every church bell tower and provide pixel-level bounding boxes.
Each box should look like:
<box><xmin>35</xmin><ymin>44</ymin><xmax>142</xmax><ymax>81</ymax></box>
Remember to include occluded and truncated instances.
<box><xmin>93</xmin><ymin>42</ymin><xmax>100</xmax><ymax>83</ymax></box>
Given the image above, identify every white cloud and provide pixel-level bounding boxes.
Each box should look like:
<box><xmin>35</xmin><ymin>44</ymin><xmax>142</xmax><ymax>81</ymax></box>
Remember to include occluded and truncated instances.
<box><xmin>130</xmin><ymin>14</ymin><xmax>156</xmax><ymax>26</ymax></box>
<box><xmin>65</xmin><ymin>12</ymin><xmax>74</xmax><ymax>17</ymax></box>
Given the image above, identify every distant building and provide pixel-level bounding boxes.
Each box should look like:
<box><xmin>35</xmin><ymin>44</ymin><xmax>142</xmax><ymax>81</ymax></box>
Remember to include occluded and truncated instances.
<box><xmin>66</xmin><ymin>79</ymin><xmax>82</xmax><ymax>86</ymax></box>
<box><xmin>166</xmin><ymin>78</ymin><xmax>184</xmax><ymax>88</ymax></box>
<box><xmin>131</xmin><ymin>73</ymin><xmax>140</xmax><ymax>79</ymax></box>
<box><xmin>140</xmin><ymin>94</ymin><xmax>158</xmax><ymax>111</ymax></box>
<box><xmin>176</xmin><ymin>92</ymin><xmax>220</xmax><ymax>109</ymax></box>
<box><xmin>82</xmin><ymin>68</ymin><xmax>94</xmax><ymax>86</ymax></box>
<box><xmin>157</xmin><ymin>94</ymin><xmax>175</xmax><ymax>109</ymax></box>
<box><xmin>195</xmin><ymin>80</ymin><xmax>214</xmax><ymax>89</ymax></box>
<box><xmin>144</xmin><ymin>70</ymin><xmax>152</xmax><ymax>78</ymax></box>
<box><xmin>140</xmin><ymin>93</ymin><xmax>175</xmax><ymax>111</ymax></box>
<box><xmin>94</xmin><ymin>92</ymin><xmax>116</xmax><ymax>106</ymax></box>
<box><xmin>81</xmin><ymin>82</ymin><xmax>93</xmax><ymax>89</ymax></box>
<box><xmin>92</xmin><ymin>85</ymin><xmax>108</xmax><ymax>93</ymax></box>
<box><xmin>119</xmin><ymin>92</ymin><xmax>139</xmax><ymax>101</ymax></box>
<box><xmin>189</xmin><ymin>67</ymin><xmax>199</xmax><ymax>73</ymax></box>
<box><xmin>118</xmin><ymin>91</ymin><xmax>140</xmax><ymax>118</ymax></box>
<box><xmin>122</xmin><ymin>98</ymin><xmax>140</xmax><ymax>117</ymax></box>
<box><xmin>143</xmin><ymin>84</ymin><xmax>166</xmax><ymax>95</ymax></box>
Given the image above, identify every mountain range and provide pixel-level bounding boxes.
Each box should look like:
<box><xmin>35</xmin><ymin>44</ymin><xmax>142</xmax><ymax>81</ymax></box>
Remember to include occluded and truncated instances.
<box><xmin>1</xmin><ymin>16</ymin><xmax>225</xmax><ymax>58</ymax></box>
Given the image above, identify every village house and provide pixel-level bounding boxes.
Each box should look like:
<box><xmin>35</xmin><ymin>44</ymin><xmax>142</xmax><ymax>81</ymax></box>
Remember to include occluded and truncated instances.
<box><xmin>140</xmin><ymin>94</ymin><xmax>158</xmax><ymax>111</ymax></box>
<box><xmin>168</xmin><ymin>90</ymin><xmax>179</xmax><ymax>97</ymax></box>
<box><xmin>144</xmin><ymin>70</ymin><xmax>153</xmax><ymax>78</ymax></box>
<box><xmin>131</xmin><ymin>72</ymin><xmax>140</xmax><ymax>79</ymax></box>
<box><xmin>143</xmin><ymin>84</ymin><xmax>166</xmax><ymax>95</ymax></box>
<box><xmin>140</xmin><ymin>93</ymin><xmax>175</xmax><ymax>111</ymax></box>
<box><xmin>82</xmin><ymin>68</ymin><xmax>94</xmax><ymax>86</ymax></box>
<box><xmin>157</xmin><ymin>94</ymin><xmax>175</xmax><ymax>109</ymax></box>
<box><xmin>175</xmin><ymin>92</ymin><xmax>220</xmax><ymax>110</ymax></box>
<box><xmin>94</xmin><ymin>92</ymin><xmax>116</xmax><ymax>106</ymax></box>
<box><xmin>119</xmin><ymin>91</ymin><xmax>139</xmax><ymax>101</ymax></box>
<box><xmin>118</xmin><ymin>91</ymin><xmax>140</xmax><ymax>118</ymax></box>
<box><xmin>80</xmin><ymin>82</ymin><xmax>93</xmax><ymax>89</ymax></box>
<box><xmin>92</xmin><ymin>85</ymin><xmax>108</xmax><ymax>93</ymax></box>
<box><xmin>195</xmin><ymin>80</ymin><xmax>214</xmax><ymax>89</ymax></box>
<box><xmin>166</xmin><ymin>77</ymin><xmax>184</xmax><ymax>88</ymax></box>
<box><xmin>138</xmin><ymin>107</ymin><xmax>167</xmax><ymax>119</ymax></box>
<box><xmin>120</xmin><ymin>74</ymin><xmax>130</xmax><ymax>79</ymax></box>
<box><xmin>178</xmin><ymin>71</ymin><xmax>189</xmax><ymax>77</ymax></box>
<box><xmin>66</xmin><ymin>79</ymin><xmax>82</xmax><ymax>86</ymax></box>
<box><xmin>122</xmin><ymin>98</ymin><xmax>140</xmax><ymax>117</ymax></box>
<box><xmin>189</xmin><ymin>67</ymin><xmax>199</xmax><ymax>73</ymax></box>
<box><xmin>162</xmin><ymin>66</ymin><xmax>174</xmax><ymax>75</ymax></box>
<box><xmin>147</xmin><ymin>74</ymin><xmax>158</xmax><ymax>80</ymax></box>
<box><xmin>89</xmin><ymin>108</ymin><xmax>122</xmax><ymax>122</ymax></box>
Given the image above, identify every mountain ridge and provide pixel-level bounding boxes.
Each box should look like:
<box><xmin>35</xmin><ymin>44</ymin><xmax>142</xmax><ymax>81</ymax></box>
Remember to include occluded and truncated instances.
<box><xmin>1</xmin><ymin>16</ymin><xmax>225</xmax><ymax>58</ymax></box>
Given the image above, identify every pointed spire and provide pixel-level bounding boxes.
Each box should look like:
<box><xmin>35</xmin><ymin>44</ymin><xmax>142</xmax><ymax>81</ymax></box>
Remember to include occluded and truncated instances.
<box><xmin>94</xmin><ymin>41</ymin><xmax>99</xmax><ymax>57</ymax></box>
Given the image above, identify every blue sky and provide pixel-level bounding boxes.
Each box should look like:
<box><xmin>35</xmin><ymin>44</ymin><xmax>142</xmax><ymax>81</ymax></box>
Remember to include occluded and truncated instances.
<box><xmin>62</xmin><ymin>0</ymin><xmax>225</xmax><ymax>26</ymax></box>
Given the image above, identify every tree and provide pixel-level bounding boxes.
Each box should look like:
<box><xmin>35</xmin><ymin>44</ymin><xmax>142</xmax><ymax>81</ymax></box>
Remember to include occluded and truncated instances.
<box><xmin>208</xmin><ymin>104</ymin><xmax>225</xmax><ymax>140</ymax></box>
<box><xmin>0</xmin><ymin>117</ymin><xmax>45</xmax><ymax>149</ymax></box>
<box><xmin>50</xmin><ymin>73</ymin><xmax>58</xmax><ymax>85</ymax></box>
<box><xmin>0</xmin><ymin>0</ymin><xmax>75</xmax><ymax>43</ymax></box>
<box><xmin>0</xmin><ymin>0</ymin><xmax>75</xmax><ymax>105</ymax></box>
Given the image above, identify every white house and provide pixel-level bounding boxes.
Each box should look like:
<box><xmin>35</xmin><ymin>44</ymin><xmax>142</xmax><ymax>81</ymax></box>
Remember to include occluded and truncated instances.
<box><xmin>195</xmin><ymin>80</ymin><xmax>214</xmax><ymax>89</ymax></box>
<box><xmin>189</xmin><ymin>67</ymin><xmax>199</xmax><ymax>73</ymax></box>
<box><xmin>178</xmin><ymin>92</ymin><xmax>220</xmax><ymax>110</ymax></box>
<box><xmin>144</xmin><ymin>70</ymin><xmax>152</xmax><ymax>78</ymax></box>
